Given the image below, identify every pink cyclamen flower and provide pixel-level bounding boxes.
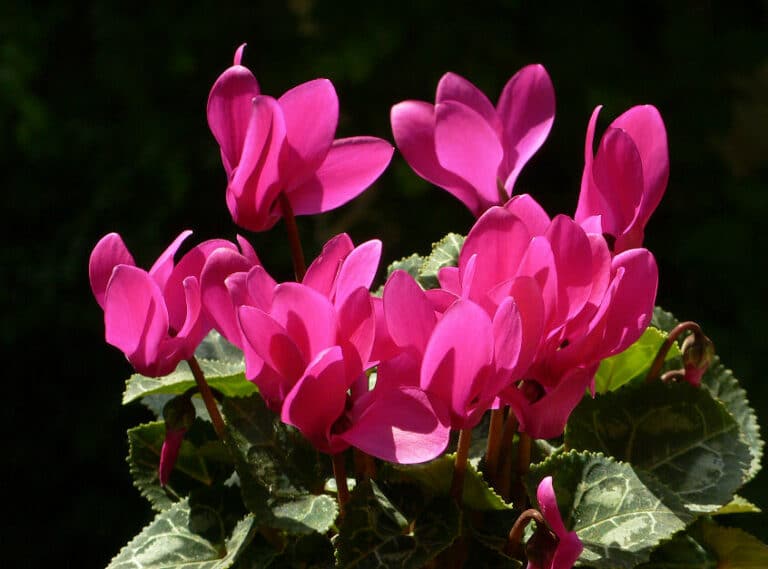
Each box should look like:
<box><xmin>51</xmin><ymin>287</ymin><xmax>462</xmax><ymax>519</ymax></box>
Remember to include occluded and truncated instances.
<box><xmin>438</xmin><ymin>195</ymin><xmax>658</xmax><ymax>438</ymax></box>
<box><xmin>158</xmin><ymin>427</ymin><xmax>186</xmax><ymax>487</ymax></box>
<box><xmin>207</xmin><ymin>44</ymin><xmax>394</xmax><ymax>231</ymax></box>
<box><xmin>527</xmin><ymin>476</ymin><xmax>583</xmax><ymax>569</ymax></box>
<box><xmin>575</xmin><ymin>105</ymin><xmax>669</xmax><ymax>253</ymax></box>
<box><xmin>221</xmin><ymin>234</ymin><xmax>449</xmax><ymax>463</ymax></box>
<box><xmin>391</xmin><ymin>67</ymin><xmax>555</xmax><ymax>216</ymax></box>
<box><xmin>89</xmin><ymin>231</ymin><xmax>258</xmax><ymax>376</ymax></box>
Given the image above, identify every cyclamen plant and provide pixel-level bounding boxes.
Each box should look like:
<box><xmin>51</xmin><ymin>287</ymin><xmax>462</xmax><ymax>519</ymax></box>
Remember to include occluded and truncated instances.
<box><xmin>93</xmin><ymin>45</ymin><xmax>767</xmax><ymax>569</ymax></box>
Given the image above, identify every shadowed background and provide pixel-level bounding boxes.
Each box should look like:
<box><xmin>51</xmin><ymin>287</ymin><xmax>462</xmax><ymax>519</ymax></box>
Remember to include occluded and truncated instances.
<box><xmin>2</xmin><ymin>1</ymin><xmax>766</xmax><ymax>565</ymax></box>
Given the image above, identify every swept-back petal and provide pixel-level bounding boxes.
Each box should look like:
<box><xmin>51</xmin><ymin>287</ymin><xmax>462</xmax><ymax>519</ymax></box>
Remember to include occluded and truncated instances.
<box><xmin>287</xmin><ymin>136</ymin><xmax>393</xmax><ymax>215</ymax></box>
<box><xmin>89</xmin><ymin>233</ymin><xmax>136</xmax><ymax>308</ymax></box>
<box><xmin>504</xmin><ymin>194</ymin><xmax>551</xmax><ymax>236</ymax></box>
<box><xmin>303</xmin><ymin>233</ymin><xmax>354</xmax><ymax>298</ymax></box>
<box><xmin>207</xmin><ymin>51</ymin><xmax>260</xmax><ymax>175</ymax></box>
<box><xmin>537</xmin><ymin>476</ymin><xmax>568</xmax><ymax>537</ymax></box>
<box><xmin>104</xmin><ymin>265</ymin><xmax>168</xmax><ymax>375</ymax></box>
<box><xmin>435</xmin><ymin>100</ymin><xmax>504</xmax><ymax>210</ymax></box>
<box><xmin>436</xmin><ymin>72</ymin><xmax>499</xmax><ymax>130</ymax></box>
<box><xmin>340</xmin><ymin>387</ymin><xmax>450</xmax><ymax>463</ymax></box>
<box><xmin>278</xmin><ymin>78</ymin><xmax>339</xmax><ymax>189</ymax></box>
<box><xmin>337</xmin><ymin>287</ymin><xmax>376</xmax><ymax>375</ymax></box>
<box><xmin>546</xmin><ymin>215</ymin><xmax>594</xmax><ymax>321</ymax></box>
<box><xmin>269</xmin><ymin>283</ymin><xmax>337</xmax><ymax>362</ymax></box>
<box><xmin>421</xmin><ymin>299</ymin><xmax>493</xmax><ymax>426</ymax></box>
<box><xmin>391</xmin><ymin>100</ymin><xmax>480</xmax><ymax>213</ymax></box>
<box><xmin>496</xmin><ymin>64</ymin><xmax>555</xmax><ymax>192</ymax></box>
<box><xmin>334</xmin><ymin>239</ymin><xmax>382</xmax><ymax>306</ymax></box>
<box><xmin>281</xmin><ymin>346</ymin><xmax>348</xmax><ymax>453</ymax></box>
<box><xmin>383</xmin><ymin>270</ymin><xmax>437</xmax><ymax>355</ymax></box>
<box><xmin>244</xmin><ymin>265</ymin><xmax>276</xmax><ymax>312</ymax></box>
<box><xmin>575</xmin><ymin>106</ymin><xmax>603</xmax><ymax>223</ymax></box>
<box><xmin>147</xmin><ymin>230</ymin><xmax>193</xmax><ymax>291</ymax></box>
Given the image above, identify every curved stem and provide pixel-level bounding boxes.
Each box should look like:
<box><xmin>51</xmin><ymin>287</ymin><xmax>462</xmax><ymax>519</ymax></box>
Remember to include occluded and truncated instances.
<box><xmin>505</xmin><ymin>508</ymin><xmax>545</xmax><ymax>558</ymax></box>
<box><xmin>451</xmin><ymin>429</ymin><xmax>473</xmax><ymax>503</ymax></box>
<box><xmin>186</xmin><ymin>357</ymin><xmax>226</xmax><ymax>440</ymax></box>
<box><xmin>278</xmin><ymin>192</ymin><xmax>306</xmax><ymax>281</ymax></box>
<box><xmin>645</xmin><ymin>321</ymin><xmax>704</xmax><ymax>383</ymax></box>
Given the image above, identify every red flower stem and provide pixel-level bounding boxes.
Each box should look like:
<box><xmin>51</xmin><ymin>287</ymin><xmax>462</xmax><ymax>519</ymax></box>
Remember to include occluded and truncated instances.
<box><xmin>485</xmin><ymin>408</ymin><xmax>505</xmax><ymax>486</ymax></box>
<box><xmin>645</xmin><ymin>321</ymin><xmax>704</xmax><ymax>383</ymax></box>
<box><xmin>353</xmin><ymin>449</ymin><xmax>376</xmax><ymax>480</ymax></box>
<box><xmin>186</xmin><ymin>357</ymin><xmax>226</xmax><ymax>440</ymax></box>
<box><xmin>450</xmin><ymin>429</ymin><xmax>473</xmax><ymax>503</ymax></box>
<box><xmin>332</xmin><ymin>452</ymin><xmax>349</xmax><ymax>517</ymax></box>
<box><xmin>504</xmin><ymin>508</ymin><xmax>545</xmax><ymax>558</ymax></box>
<box><xmin>513</xmin><ymin>432</ymin><xmax>532</xmax><ymax>510</ymax></box>
<box><xmin>498</xmin><ymin>410</ymin><xmax>518</xmax><ymax>501</ymax></box>
<box><xmin>278</xmin><ymin>192</ymin><xmax>306</xmax><ymax>281</ymax></box>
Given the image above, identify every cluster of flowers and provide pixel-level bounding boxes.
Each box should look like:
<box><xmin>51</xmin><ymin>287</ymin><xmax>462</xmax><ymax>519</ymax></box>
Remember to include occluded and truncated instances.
<box><xmin>90</xmin><ymin>45</ymin><xmax>668</xmax><ymax>569</ymax></box>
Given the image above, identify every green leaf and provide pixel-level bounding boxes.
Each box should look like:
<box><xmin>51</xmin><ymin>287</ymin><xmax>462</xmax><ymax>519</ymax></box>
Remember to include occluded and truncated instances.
<box><xmin>386</xmin><ymin>253</ymin><xmax>425</xmax><ymax>280</ymax></box>
<box><xmin>691</xmin><ymin>518</ymin><xmax>768</xmax><ymax>568</ymax></box>
<box><xmin>700</xmin><ymin>357</ymin><xmax>764</xmax><ymax>482</ymax></box>
<box><xmin>636</xmin><ymin>532</ymin><xmax>717</xmax><ymax>569</ymax></box>
<box><xmin>335</xmin><ymin>479</ymin><xmax>461</xmax><ymax>568</ymax></box>
<box><xmin>127</xmin><ymin>420</ymin><xmax>231</xmax><ymax>511</ymax></box>
<box><xmin>418</xmin><ymin>232</ymin><xmax>464</xmax><ymax>289</ymax></box>
<box><xmin>388</xmin><ymin>453</ymin><xmax>512</xmax><ymax>511</ymax></box>
<box><xmin>713</xmin><ymin>495</ymin><xmax>762</xmax><ymax>515</ymax></box>
<box><xmin>527</xmin><ymin>450</ymin><xmax>693</xmax><ymax>569</ymax></box>
<box><xmin>123</xmin><ymin>332</ymin><xmax>253</xmax><ymax>405</ymax></box>
<box><xmin>651</xmin><ymin>306</ymin><xmax>680</xmax><ymax>333</ymax></box>
<box><xmin>265</xmin><ymin>533</ymin><xmax>335</xmax><ymax>568</ymax></box>
<box><xmin>566</xmin><ymin>382</ymin><xmax>752</xmax><ymax>513</ymax></box>
<box><xmin>594</xmin><ymin>327</ymin><xmax>681</xmax><ymax>393</ymax></box>
<box><xmin>107</xmin><ymin>499</ymin><xmax>256</xmax><ymax>569</ymax></box>
<box><xmin>271</xmin><ymin>494</ymin><xmax>338</xmax><ymax>535</ymax></box>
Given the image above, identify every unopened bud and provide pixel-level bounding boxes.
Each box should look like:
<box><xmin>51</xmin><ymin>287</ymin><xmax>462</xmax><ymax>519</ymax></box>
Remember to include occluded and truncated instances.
<box><xmin>159</xmin><ymin>394</ymin><xmax>196</xmax><ymax>486</ymax></box>
<box><xmin>681</xmin><ymin>332</ymin><xmax>715</xmax><ymax>387</ymax></box>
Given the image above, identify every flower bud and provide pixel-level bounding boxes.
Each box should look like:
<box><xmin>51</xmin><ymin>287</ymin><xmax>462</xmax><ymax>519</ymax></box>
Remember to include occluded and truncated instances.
<box><xmin>681</xmin><ymin>332</ymin><xmax>715</xmax><ymax>387</ymax></box>
<box><xmin>158</xmin><ymin>394</ymin><xmax>196</xmax><ymax>486</ymax></box>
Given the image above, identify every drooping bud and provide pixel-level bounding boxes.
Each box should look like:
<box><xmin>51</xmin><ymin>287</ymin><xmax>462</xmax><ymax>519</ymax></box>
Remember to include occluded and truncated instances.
<box><xmin>158</xmin><ymin>393</ymin><xmax>197</xmax><ymax>486</ymax></box>
<box><xmin>681</xmin><ymin>331</ymin><xmax>715</xmax><ymax>387</ymax></box>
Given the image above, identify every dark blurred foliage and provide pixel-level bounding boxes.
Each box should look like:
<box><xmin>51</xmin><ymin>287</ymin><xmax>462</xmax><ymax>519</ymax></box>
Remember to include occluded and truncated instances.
<box><xmin>1</xmin><ymin>0</ymin><xmax>766</xmax><ymax>565</ymax></box>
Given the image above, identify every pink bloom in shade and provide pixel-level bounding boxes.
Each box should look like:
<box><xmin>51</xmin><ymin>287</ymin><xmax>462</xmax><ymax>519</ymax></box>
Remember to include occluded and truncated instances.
<box><xmin>439</xmin><ymin>195</ymin><xmax>658</xmax><ymax>438</ymax></box>
<box><xmin>575</xmin><ymin>105</ymin><xmax>669</xmax><ymax>253</ymax></box>
<box><xmin>89</xmin><ymin>231</ymin><xmax>258</xmax><ymax>377</ymax></box>
<box><xmin>158</xmin><ymin>427</ymin><xmax>186</xmax><ymax>487</ymax></box>
<box><xmin>207</xmin><ymin>45</ymin><xmax>394</xmax><ymax>232</ymax></box>
<box><xmin>228</xmin><ymin>235</ymin><xmax>449</xmax><ymax>463</ymax></box>
<box><xmin>526</xmin><ymin>476</ymin><xmax>583</xmax><ymax>569</ymax></box>
<box><xmin>391</xmin><ymin>66</ymin><xmax>555</xmax><ymax>216</ymax></box>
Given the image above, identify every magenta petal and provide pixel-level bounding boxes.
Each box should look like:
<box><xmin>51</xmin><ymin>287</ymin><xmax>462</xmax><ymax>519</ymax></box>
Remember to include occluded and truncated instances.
<box><xmin>337</xmin><ymin>287</ymin><xmax>376</xmax><ymax>374</ymax></box>
<box><xmin>104</xmin><ymin>265</ymin><xmax>168</xmax><ymax>375</ymax></box>
<box><xmin>207</xmin><ymin>57</ymin><xmax>260</xmax><ymax>175</ymax></box>
<box><xmin>335</xmin><ymin>239</ymin><xmax>382</xmax><ymax>306</ymax></box>
<box><xmin>278</xmin><ymin>78</ymin><xmax>339</xmax><ymax>189</ymax></box>
<box><xmin>551</xmin><ymin>532</ymin><xmax>584</xmax><ymax>569</ymax></box>
<box><xmin>436</xmin><ymin>72</ymin><xmax>499</xmax><ymax>130</ymax></box>
<box><xmin>546</xmin><ymin>215</ymin><xmax>594</xmax><ymax>321</ymax></box>
<box><xmin>340</xmin><ymin>387</ymin><xmax>450</xmax><ymax>464</ymax></box>
<box><xmin>435</xmin><ymin>100</ymin><xmax>504</xmax><ymax>209</ymax></box>
<box><xmin>89</xmin><ymin>233</ymin><xmax>135</xmax><ymax>308</ymax></box>
<box><xmin>497</xmin><ymin>64</ymin><xmax>555</xmax><ymax>192</ymax></box>
<box><xmin>383</xmin><ymin>270</ymin><xmax>437</xmax><ymax>355</ymax></box>
<box><xmin>492</xmin><ymin>297</ymin><xmax>524</xmax><ymax>375</ymax></box>
<box><xmin>281</xmin><ymin>346</ymin><xmax>348</xmax><ymax>452</ymax></box>
<box><xmin>391</xmin><ymin>100</ymin><xmax>480</xmax><ymax>213</ymax></box>
<box><xmin>146</xmin><ymin>230</ymin><xmax>194</xmax><ymax>291</ymax></box>
<box><xmin>269</xmin><ymin>283</ymin><xmax>337</xmax><ymax>362</ymax></box>
<box><xmin>158</xmin><ymin>428</ymin><xmax>186</xmax><ymax>486</ymax></box>
<box><xmin>236</xmin><ymin>235</ymin><xmax>260</xmax><ymax>265</ymax></box>
<box><xmin>244</xmin><ymin>265</ymin><xmax>277</xmax><ymax>312</ymax></box>
<box><xmin>611</xmin><ymin>105</ymin><xmax>669</xmax><ymax>226</ymax></box>
<box><xmin>504</xmin><ymin>194</ymin><xmax>551</xmax><ymax>237</ymax></box>
<box><xmin>175</xmin><ymin>276</ymin><xmax>203</xmax><ymax>348</ymax></box>
<box><xmin>288</xmin><ymin>136</ymin><xmax>393</xmax><ymax>215</ymax></box>
<box><xmin>228</xmin><ymin>95</ymin><xmax>286</xmax><ymax>231</ymax></box>
<box><xmin>200</xmin><ymin>248</ymin><xmax>254</xmax><ymax>347</ymax></box>
<box><xmin>421</xmin><ymin>299</ymin><xmax>493</xmax><ymax>426</ymax></box>
<box><xmin>575</xmin><ymin>106</ymin><xmax>603</xmax><ymax>224</ymax></box>
<box><xmin>537</xmin><ymin>476</ymin><xmax>568</xmax><ymax>536</ymax></box>
<box><xmin>237</xmin><ymin>305</ymin><xmax>305</xmax><ymax>387</ymax></box>
<box><xmin>303</xmin><ymin>233</ymin><xmax>354</xmax><ymax>297</ymax></box>
<box><xmin>461</xmin><ymin>207</ymin><xmax>532</xmax><ymax>303</ymax></box>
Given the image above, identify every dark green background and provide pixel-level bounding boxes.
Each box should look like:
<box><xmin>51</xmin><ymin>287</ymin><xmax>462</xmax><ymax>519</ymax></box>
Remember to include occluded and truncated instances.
<box><xmin>2</xmin><ymin>1</ymin><xmax>766</xmax><ymax>566</ymax></box>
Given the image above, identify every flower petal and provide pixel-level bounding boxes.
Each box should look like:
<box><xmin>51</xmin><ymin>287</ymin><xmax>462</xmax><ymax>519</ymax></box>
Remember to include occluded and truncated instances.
<box><xmin>104</xmin><ymin>265</ymin><xmax>169</xmax><ymax>376</ymax></box>
<box><xmin>334</xmin><ymin>239</ymin><xmax>382</xmax><ymax>306</ymax></box>
<box><xmin>340</xmin><ymin>387</ymin><xmax>450</xmax><ymax>463</ymax></box>
<box><xmin>89</xmin><ymin>233</ymin><xmax>136</xmax><ymax>309</ymax></box>
<box><xmin>287</xmin><ymin>136</ymin><xmax>393</xmax><ymax>215</ymax></box>
<box><xmin>302</xmin><ymin>233</ymin><xmax>354</xmax><ymax>298</ymax></box>
<box><xmin>383</xmin><ymin>270</ymin><xmax>437</xmax><ymax>355</ymax></box>
<box><xmin>497</xmin><ymin>64</ymin><xmax>555</xmax><ymax>192</ymax></box>
<box><xmin>435</xmin><ymin>100</ymin><xmax>504</xmax><ymax>210</ymax></box>
<box><xmin>436</xmin><ymin>72</ymin><xmax>499</xmax><ymax>130</ymax></box>
<box><xmin>278</xmin><ymin>78</ymin><xmax>339</xmax><ymax>189</ymax></box>
<box><xmin>504</xmin><ymin>193</ymin><xmax>551</xmax><ymax>236</ymax></box>
<box><xmin>207</xmin><ymin>49</ymin><xmax>260</xmax><ymax>175</ymax></box>
<box><xmin>391</xmin><ymin>100</ymin><xmax>480</xmax><ymax>213</ymax></box>
<box><xmin>147</xmin><ymin>230</ymin><xmax>193</xmax><ymax>291</ymax></box>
